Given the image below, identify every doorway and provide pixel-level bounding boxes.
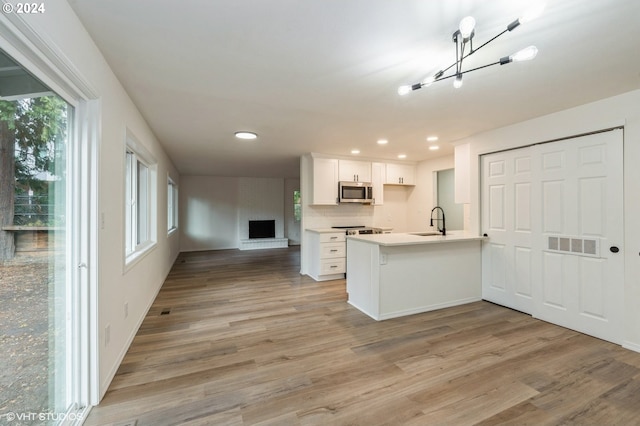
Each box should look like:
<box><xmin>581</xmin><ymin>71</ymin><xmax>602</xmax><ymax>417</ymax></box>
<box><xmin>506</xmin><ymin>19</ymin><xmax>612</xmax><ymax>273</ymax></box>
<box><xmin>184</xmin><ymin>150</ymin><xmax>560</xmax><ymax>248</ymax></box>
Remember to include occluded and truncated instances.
<box><xmin>436</xmin><ymin>168</ymin><xmax>464</xmax><ymax>231</ymax></box>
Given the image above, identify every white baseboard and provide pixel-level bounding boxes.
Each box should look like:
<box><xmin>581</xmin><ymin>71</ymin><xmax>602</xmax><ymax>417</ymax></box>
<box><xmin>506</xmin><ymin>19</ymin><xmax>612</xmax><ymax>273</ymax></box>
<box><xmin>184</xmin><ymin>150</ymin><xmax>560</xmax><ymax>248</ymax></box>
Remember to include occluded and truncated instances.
<box><xmin>622</xmin><ymin>340</ymin><xmax>640</xmax><ymax>353</ymax></box>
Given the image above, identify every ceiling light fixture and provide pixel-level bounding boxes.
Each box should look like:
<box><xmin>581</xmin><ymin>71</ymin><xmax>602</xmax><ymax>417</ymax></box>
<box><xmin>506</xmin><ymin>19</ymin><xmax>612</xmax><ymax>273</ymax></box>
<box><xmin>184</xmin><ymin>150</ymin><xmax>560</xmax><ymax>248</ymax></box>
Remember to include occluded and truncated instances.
<box><xmin>429</xmin><ymin>145</ymin><xmax>440</xmax><ymax>151</ymax></box>
<box><xmin>234</xmin><ymin>131</ymin><xmax>258</xmax><ymax>140</ymax></box>
<box><xmin>351</xmin><ymin>149</ymin><xmax>361</xmax><ymax>154</ymax></box>
<box><xmin>426</xmin><ymin>136</ymin><xmax>439</xmax><ymax>142</ymax></box>
<box><xmin>377</xmin><ymin>139</ymin><xmax>389</xmax><ymax>145</ymax></box>
<box><xmin>398</xmin><ymin>4</ymin><xmax>544</xmax><ymax>95</ymax></box>
<box><xmin>398</xmin><ymin>154</ymin><xmax>407</xmax><ymax>159</ymax></box>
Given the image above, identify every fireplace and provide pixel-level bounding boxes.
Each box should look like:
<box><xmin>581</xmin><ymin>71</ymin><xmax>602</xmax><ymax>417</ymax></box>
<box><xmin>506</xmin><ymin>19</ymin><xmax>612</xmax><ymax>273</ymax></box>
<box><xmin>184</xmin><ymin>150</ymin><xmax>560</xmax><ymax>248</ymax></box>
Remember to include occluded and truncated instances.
<box><xmin>248</xmin><ymin>220</ymin><xmax>275</xmax><ymax>239</ymax></box>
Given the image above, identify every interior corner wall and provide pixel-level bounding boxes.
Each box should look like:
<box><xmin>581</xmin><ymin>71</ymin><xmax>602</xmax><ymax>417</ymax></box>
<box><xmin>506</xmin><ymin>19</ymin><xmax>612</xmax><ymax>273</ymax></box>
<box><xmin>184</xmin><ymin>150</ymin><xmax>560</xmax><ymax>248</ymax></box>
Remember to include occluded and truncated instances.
<box><xmin>4</xmin><ymin>2</ymin><xmax>182</xmax><ymax>402</ymax></box>
<box><xmin>179</xmin><ymin>176</ymin><xmax>292</xmax><ymax>251</ymax></box>
<box><xmin>457</xmin><ymin>89</ymin><xmax>640</xmax><ymax>352</ymax></box>
<box><xmin>179</xmin><ymin>176</ymin><xmax>239</xmax><ymax>251</ymax></box>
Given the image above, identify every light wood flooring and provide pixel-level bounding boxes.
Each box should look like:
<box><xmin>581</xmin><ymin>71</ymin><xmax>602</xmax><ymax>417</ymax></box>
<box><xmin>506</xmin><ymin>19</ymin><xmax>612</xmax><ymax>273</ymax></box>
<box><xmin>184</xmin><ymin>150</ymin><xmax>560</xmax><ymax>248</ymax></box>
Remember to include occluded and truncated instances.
<box><xmin>86</xmin><ymin>247</ymin><xmax>640</xmax><ymax>425</ymax></box>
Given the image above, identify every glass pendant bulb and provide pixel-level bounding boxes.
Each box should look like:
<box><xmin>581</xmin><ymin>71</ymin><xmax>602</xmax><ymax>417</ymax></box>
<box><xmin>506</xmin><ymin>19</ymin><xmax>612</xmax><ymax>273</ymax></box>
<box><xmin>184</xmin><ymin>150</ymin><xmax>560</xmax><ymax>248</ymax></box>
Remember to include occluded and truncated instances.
<box><xmin>453</xmin><ymin>73</ymin><xmax>463</xmax><ymax>89</ymax></box>
<box><xmin>512</xmin><ymin>46</ymin><xmax>538</xmax><ymax>62</ymax></box>
<box><xmin>459</xmin><ymin>16</ymin><xmax>476</xmax><ymax>39</ymax></box>
<box><xmin>397</xmin><ymin>85</ymin><xmax>411</xmax><ymax>96</ymax></box>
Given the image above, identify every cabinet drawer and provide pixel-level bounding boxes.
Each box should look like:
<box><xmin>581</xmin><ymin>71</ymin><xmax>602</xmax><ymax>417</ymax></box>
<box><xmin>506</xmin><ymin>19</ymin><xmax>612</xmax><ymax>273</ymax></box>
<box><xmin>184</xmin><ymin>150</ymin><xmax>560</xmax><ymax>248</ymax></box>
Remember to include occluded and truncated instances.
<box><xmin>320</xmin><ymin>258</ymin><xmax>346</xmax><ymax>275</ymax></box>
<box><xmin>320</xmin><ymin>233</ymin><xmax>346</xmax><ymax>243</ymax></box>
<box><xmin>320</xmin><ymin>242</ymin><xmax>345</xmax><ymax>258</ymax></box>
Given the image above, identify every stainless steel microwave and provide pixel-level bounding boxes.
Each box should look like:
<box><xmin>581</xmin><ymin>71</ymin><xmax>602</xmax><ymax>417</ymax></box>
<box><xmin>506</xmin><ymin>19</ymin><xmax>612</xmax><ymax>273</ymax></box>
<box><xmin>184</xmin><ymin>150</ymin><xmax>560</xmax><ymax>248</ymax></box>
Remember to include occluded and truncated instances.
<box><xmin>338</xmin><ymin>181</ymin><xmax>373</xmax><ymax>204</ymax></box>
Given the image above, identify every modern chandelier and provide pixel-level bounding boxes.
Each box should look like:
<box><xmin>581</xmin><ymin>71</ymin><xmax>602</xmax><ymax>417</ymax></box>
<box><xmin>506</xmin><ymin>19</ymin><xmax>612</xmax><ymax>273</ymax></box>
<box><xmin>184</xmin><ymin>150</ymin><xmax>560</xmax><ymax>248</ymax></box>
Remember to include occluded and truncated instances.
<box><xmin>398</xmin><ymin>4</ymin><xmax>545</xmax><ymax>95</ymax></box>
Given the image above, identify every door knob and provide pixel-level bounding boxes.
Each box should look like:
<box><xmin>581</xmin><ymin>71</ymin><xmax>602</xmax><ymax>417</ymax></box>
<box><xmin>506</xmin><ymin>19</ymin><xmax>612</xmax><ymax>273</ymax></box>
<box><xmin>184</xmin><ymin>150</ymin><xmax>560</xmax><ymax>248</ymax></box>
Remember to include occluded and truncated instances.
<box><xmin>610</xmin><ymin>246</ymin><xmax>619</xmax><ymax>253</ymax></box>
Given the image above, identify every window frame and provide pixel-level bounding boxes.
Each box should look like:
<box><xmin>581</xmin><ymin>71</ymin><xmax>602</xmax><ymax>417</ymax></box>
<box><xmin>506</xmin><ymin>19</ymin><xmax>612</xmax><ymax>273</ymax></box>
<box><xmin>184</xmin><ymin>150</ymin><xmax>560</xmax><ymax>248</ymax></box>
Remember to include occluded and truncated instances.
<box><xmin>124</xmin><ymin>131</ymin><xmax>157</xmax><ymax>266</ymax></box>
<box><xmin>167</xmin><ymin>176</ymin><xmax>178</xmax><ymax>234</ymax></box>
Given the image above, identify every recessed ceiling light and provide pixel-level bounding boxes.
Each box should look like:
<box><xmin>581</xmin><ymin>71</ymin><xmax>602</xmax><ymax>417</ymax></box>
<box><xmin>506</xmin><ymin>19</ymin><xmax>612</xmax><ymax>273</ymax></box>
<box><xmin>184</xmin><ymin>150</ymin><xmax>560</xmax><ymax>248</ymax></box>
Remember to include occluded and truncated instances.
<box><xmin>351</xmin><ymin>149</ymin><xmax>360</xmax><ymax>154</ymax></box>
<box><xmin>427</xmin><ymin>136</ymin><xmax>439</xmax><ymax>142</ymax></box>
<box><xmin>235</xmin><ymin>131</ymin><xmax>258</xmax><ymax>140</ymax></box>
<box><xmin>398</xmin><ymin>154</ymin><xmax>407</xmax><ymax>159</ymax></box>
<box><xmin>377</xmin><ymin>139</ymin><xmax>388</xmax><ymax>145</ymax></box>
<box><xmin>429</xmin><ymin>145</ymin><xmax>440</xmax><ymax>150</ymax></box>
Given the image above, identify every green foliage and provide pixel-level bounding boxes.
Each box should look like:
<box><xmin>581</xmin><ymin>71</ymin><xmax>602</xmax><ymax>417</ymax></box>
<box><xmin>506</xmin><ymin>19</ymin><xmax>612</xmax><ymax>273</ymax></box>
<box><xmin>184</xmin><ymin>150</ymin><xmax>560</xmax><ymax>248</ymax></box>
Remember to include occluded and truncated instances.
<box><xmin>0</xmin><ymin>95</ymin><xmax>68</xmax><ymax>226</ymax></box>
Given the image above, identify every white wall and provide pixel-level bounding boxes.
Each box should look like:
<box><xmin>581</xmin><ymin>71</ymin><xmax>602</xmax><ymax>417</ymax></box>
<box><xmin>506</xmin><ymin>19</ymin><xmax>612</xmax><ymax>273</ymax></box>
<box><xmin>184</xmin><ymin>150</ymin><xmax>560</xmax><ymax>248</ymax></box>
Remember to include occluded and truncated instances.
<box><xmin>180</xmin><ymin>176</ymin><xmax>239</xmax><ymax>251</ymax></box>
<box><xmin>407</xmin><ymin>155</ymin><xmax>455</xmax><ymax>231</ymax></box>
<box><xmin>456</xmin><ymin>89</ymin><xmax>640</xmax><ymax>352</ymax></box>
<box><xmin>180</xmin><ymin>176</ymin><xmax>296</xmax><ymax>251</ymax></box>
<box><xmin>1</xmin><ymin>2</ymin><xmax>181</xmax><ymax>400</ymax></box>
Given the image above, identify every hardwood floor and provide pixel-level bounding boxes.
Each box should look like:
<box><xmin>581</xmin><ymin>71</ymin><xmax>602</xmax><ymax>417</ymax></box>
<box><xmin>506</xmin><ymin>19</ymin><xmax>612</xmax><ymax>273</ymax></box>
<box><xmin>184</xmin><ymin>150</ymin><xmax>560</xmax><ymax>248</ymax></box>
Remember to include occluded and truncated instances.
<box><xmin>86</xmin><ymin>247</ymin><xmax>640</xmax><ymax>425</ymax></box>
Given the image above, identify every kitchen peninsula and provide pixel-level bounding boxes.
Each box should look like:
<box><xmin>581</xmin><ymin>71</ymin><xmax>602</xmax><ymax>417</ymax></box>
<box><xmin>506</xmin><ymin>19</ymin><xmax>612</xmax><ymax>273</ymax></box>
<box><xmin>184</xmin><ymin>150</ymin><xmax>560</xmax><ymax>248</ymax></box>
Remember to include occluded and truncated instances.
<box><xmin>346</xmin><ymin>232</ymin><xmax>485</xmax><ymax>320</ymax></box>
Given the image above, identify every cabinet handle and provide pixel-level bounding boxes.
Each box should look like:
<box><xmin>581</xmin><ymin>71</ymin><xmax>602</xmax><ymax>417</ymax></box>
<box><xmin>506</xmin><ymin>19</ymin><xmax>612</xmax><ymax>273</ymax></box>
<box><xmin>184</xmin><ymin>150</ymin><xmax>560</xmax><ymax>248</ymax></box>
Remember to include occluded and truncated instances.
<box><xmin>330</xmin><ymin>265</ymin><xmax>338</xmax><ymax>268</ymax></box>
<box><xmin>330</xmin><ymin>236</ymin><xmax>338</xmax><ymax>239</ymax></box>
<box><xmin>330</xmin><ymin>249</ymin><xmax>338</xmax><ymax>252</ymax></box>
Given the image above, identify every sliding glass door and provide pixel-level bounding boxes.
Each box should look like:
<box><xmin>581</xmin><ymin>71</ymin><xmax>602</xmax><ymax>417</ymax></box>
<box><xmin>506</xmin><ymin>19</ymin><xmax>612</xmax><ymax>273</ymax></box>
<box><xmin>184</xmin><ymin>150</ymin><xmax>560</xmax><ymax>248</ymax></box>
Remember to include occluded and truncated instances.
<box><xmin>0</xmin><ymin>48</ymin><xmax>82</xmax><ymax>424</ymax></box>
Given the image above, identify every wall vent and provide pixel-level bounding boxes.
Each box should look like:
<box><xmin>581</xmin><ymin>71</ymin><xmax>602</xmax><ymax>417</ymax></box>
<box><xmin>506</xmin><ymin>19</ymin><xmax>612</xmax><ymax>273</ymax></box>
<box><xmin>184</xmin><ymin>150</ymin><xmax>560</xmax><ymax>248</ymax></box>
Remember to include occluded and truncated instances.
<box><xmin>547</xmin><ymin>235</ymin><xmax>600</xmax><ymax>257</ymax></box>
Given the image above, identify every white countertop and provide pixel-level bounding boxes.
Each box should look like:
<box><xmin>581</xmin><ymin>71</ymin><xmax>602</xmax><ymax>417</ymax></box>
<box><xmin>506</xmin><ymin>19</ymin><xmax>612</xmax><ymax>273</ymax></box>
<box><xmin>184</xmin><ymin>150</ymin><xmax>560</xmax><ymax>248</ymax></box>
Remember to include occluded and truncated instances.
<box><xmin>306</xmin><ymin>227</ymin><xmax>393</xmax><ymax>234</ymax></box>
<box><xmin>306</xmin><ymin>228</ymin><xmax>345</xmax><ymax>234</ymax></box>
<box><xmin>346</xmin><ymin>231</ymin><xmax>486</xmax><ymax>246</ymax></box>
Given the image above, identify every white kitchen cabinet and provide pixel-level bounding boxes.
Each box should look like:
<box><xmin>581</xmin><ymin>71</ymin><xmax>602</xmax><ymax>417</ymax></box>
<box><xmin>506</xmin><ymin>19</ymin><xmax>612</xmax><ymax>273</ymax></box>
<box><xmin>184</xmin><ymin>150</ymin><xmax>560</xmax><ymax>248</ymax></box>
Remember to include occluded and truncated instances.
<box><xmin>307</xmin><ymin>230</ymin><xmax>346</xmax><ymax>281</ymax></box>
<box><xmin>338</xmin><ymin>160</ymin><xmax>371</xmax><ymax>182</ymax></box>
<box><xmin>371</xmin><ymin>162</ymin><xmax>385</xmax><ymax>205</ymax></box>
<box><xmin>385</xmin><ymin>163</ymin><xmax>415</xmax><ymax>185</ymax></box>
<box><xmin>311</xmin><ymin>157</ymin><xmax>338</xmax><ymax>205</ymax></box>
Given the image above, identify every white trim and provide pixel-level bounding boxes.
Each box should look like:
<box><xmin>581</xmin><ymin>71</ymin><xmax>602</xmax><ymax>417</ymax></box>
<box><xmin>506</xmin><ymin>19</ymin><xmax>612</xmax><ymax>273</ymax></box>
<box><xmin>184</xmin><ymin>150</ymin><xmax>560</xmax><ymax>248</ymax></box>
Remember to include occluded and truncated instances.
<box><xmin>0</xmin><ymin>7</ymin><xmax>98</xmax><ymax>102</ymax></box>
<box><xmin>124</xmin><ymin>129</ymin><xmax>158</xmax><ymax>267</ymax></box>
<box><xmin>0</xmin><ymin>8</ymin><xmax>102</xmax><ymax>410</ymax></box>
<box><xmin>376</xmin><ymin>297</ymin><xmax>482</xmax><ymax>321</ymax></box>
<box><xmin>622</xmin><ymin>341</ymin><xmax>640</xmax><ymax>354</ymax></box>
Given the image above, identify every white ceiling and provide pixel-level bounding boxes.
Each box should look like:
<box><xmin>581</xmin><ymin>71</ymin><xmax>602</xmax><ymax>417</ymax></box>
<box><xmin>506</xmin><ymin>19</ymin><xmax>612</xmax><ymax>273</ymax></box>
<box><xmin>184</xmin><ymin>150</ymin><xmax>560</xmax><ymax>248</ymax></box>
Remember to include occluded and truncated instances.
<box><xmin>68</xmin><ymin>0</ymin><xmax>640</xmax><ymax>178</ymax></box>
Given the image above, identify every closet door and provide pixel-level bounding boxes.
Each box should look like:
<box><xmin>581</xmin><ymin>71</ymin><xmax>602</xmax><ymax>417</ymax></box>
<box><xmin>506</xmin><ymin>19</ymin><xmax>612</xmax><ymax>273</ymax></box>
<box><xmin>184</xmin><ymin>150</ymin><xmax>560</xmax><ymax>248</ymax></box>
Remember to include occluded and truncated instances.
<box><xmin>533</xmin><ymin>130</ymin><xmax>624</xmax><ymax>343</ymax></box>
<box><xmin>481</xmin><ymin>129</ymin><xmax>624</xmax><ymax>344</ymax></box>
<box><xmin>481</xmin><ymin>148</ymin><xmax>534</xmax><ymax>314</ymax></box>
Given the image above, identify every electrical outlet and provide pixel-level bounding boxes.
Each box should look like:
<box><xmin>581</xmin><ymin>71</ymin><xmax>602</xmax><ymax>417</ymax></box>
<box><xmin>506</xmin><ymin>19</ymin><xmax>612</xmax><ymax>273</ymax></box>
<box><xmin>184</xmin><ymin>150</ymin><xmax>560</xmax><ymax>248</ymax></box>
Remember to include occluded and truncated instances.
<box><xmin>105</xmin><ymin>324</ymin><xmax>111</xmax><ymax>346</ymax></box>
<box><xmin>124</xmin><ymin>302</ymin><xmax>129</xmax><ymax>319</ymax></box>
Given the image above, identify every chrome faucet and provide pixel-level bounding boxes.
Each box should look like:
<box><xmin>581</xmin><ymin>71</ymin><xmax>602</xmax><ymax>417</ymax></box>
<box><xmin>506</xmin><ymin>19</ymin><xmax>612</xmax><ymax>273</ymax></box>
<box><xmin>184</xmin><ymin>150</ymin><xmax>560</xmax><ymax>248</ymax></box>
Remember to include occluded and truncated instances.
<box><xmin>430</xmin><ymin>206</ymin><xmax>446</xmax><ymax>236</ymax></box>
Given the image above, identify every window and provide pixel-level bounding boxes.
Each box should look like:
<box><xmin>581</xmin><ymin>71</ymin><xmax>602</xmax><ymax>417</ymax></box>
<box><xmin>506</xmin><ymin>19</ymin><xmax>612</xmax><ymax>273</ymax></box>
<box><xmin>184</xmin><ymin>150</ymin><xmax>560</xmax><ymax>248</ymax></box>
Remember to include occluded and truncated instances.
<box><xmin>293</xmin><ymin>190</ymin><xmax>301</xmax><ymax>222</ymax></box>
<box><xmin>125</xmin><ymin>135</ymin><xmax>156</xmax><ymax>262</ymax></box>
<box><xmin>168</xmin><ymin>177</ymin><xmax>178</xmax><ymax>232</ymax></box>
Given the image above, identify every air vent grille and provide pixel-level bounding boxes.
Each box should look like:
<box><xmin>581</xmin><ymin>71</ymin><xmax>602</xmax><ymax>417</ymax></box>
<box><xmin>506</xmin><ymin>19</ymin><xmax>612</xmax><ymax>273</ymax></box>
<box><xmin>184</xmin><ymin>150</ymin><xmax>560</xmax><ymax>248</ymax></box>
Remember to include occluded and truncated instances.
<box><xmin>547</xmin><ymin>235</ymin><xmax>599</xmax><ymax>257</ymax></box>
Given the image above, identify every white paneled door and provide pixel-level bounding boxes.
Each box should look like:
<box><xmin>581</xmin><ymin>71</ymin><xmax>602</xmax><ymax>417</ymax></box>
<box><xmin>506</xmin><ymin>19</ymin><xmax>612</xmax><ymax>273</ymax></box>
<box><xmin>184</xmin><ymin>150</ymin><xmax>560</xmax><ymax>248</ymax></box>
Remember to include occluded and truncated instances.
<box><xmin>481</xmin><ymin>129</ymin><xmax>624</xmax><ymax>344</ymax></box>
<box><xmin>481</xmin><ymin>147</ymin><xmax>534</xmax><ymax>314</ymax></box>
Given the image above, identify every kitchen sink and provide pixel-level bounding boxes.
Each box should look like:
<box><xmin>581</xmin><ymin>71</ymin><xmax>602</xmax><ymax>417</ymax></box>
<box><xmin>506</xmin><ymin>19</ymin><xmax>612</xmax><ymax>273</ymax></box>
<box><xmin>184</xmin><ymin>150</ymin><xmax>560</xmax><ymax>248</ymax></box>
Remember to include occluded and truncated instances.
<box><xmin>409</xmin><ymin>232</ymin><xmax>440</xmax><ymax>236</ymax></box>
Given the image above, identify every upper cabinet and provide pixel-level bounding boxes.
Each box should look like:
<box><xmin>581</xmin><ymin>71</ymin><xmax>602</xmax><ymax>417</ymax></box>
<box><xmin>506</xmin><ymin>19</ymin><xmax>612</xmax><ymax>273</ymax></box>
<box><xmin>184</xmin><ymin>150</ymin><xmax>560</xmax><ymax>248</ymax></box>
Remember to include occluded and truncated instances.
<box><xmin>311</xmin><ymin>157</ymin><xmax>338</xmax><ymax>205</ymax></box>
<box><xmin>338</xmin><ymin>160</ymin><xmax>371</xmax><ymax>182</ymax></box>
<box><xmin>385</xmin><ymin>163</ymin><xmax>415</xmax><ymax>186</ymax></box>
<box><xmin>371</xmin><ymin>162</ymin><xmax>385</xmax><ymax>205</ymax></box>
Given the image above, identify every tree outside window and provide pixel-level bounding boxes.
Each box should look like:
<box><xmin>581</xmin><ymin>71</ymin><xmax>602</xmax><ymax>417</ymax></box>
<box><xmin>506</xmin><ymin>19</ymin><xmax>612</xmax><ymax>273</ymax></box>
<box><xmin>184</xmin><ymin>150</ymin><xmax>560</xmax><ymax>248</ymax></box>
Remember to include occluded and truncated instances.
<box><xmin>293</xmin><ymin>190</ymin><xmax>301</xmax><ymax>222</ymax></box>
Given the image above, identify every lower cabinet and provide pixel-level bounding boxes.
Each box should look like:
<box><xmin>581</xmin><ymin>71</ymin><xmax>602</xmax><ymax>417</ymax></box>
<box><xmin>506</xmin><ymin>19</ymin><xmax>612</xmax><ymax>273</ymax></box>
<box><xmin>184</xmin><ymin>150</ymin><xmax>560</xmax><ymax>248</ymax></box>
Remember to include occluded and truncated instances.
<box><xmin>307</xmin><ymin>231</ymin><xmax>346</xmax><ymax>281</ymax></box>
